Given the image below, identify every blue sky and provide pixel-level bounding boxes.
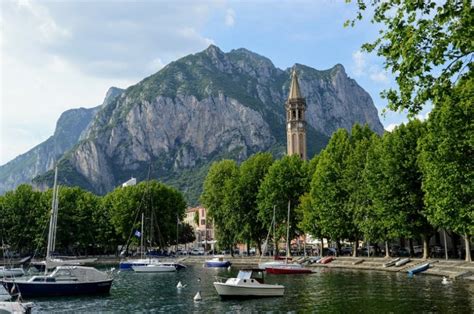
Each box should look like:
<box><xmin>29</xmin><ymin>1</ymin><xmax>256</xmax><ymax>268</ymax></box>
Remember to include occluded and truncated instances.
<box><xmin>0</xmin><ymin>0</ymin><xmax>430</xmax><ymax>165</ymax></box>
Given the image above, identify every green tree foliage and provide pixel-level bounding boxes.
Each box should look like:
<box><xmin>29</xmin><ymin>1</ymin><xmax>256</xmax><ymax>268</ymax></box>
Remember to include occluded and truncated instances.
<box><xmin>105</xmin><ymin>180</ymin><xmax>186</xmax><ymax>249</ymax></box>
<box><xmin>311</xmin><ymin>129</ymin><xmax>352</xmax><ymax>250</ymax></box>
<box><xmin>177</xmin><ymin>223</ymin><xmax>196</xmax><ymax>245</ymax></box>
<box><xmin>348</xmin><ymin>0</ymin><xmax>473</xmax><ymax>115</ymax></box>
<box><xmin>420</xmin><ymin>76</ymin><xmax>473</xmax><ymax>261</ymax></box>
<box><xmin>0</xmin><ymin>184</ymin><xmax>48</xmax><ymax>254</ymax></box>
<box><xmin>366</xmin><ymin>120</ymin><xmax>434</xmax><ymax>257</ymax></box>
<box><xmin>230</xmin><ymin>152</ymin><xmax>274</xmax><ymax>254</ymax></box>
<box><xmin>200</xmin><ymin>159</ymin><xmax>240</xmax><ymax>251</ymax></box>
<box><xmin>257</xmin><ymin>155</ymin><xmax>308</xmax><ymax>253</ymax></box>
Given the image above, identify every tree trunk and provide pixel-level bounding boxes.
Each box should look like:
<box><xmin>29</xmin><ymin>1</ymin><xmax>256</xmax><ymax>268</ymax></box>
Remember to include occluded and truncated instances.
<box><xmin>422</xmin><ymin>234</ymin><xmax>430</xmax><ymax>259</ymax></box>
<box><xmin>464</xmin><ymin>234</ymin><xmax>472</xmax><ymax>262</ymax></box>
<box><xmin>257</xmin><ymin>241</ymin><xmax>262</xmax><ymax>256</ymax></box>
<box><xmin>385</xmin><ymin>241</ymin><xmax>390</xmax><ymax>258</ymax></box>
<box><xmin>352</xmin><ymin>239</ymin><xmax>358</xmax><ymax>257</ymax></box>
<box><xmin>336</xmin><ymin>240</ymin><xmax>341</xmax><ymax>257</ymax></box>
<box><xmin>408</xmin><ymin>239</ymin><xmax>414</xmax><ymax>257</ymax></box>
<box><xmin>321</xmin><ymin>238</ymin><xmax>324</xmax><ymax>257</ymax></box>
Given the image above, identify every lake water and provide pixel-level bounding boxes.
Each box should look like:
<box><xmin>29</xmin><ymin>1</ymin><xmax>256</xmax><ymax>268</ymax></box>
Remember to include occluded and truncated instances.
<box><xmin>1</xmin><ymin>265</ymin><xmax>473</xmax><ymax>313</ymax></box>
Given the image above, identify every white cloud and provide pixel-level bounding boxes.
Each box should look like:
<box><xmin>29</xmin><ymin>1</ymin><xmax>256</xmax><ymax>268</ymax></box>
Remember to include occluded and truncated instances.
<box><xmin>352</xmin><ymin>50</ymin><xmax>366</xmax><ymax>76</ymax></box>
<box><xmin>225</xmin><ymin>9</ymin><xmax>235</xmax><ymax>27</ymax></box>
<box><xmin>351</xmin><ymin>50</ymin><xmax>389</xmax><ymax>83</ymax></box>
<box><xmin>385</xmin><ymin>123</ymin><xmax>399</xmax><ymax>132</ymax></box>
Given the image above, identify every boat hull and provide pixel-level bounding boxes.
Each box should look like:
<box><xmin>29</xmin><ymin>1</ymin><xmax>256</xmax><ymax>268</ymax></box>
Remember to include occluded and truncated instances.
<box><xmin>265</xmin><ymin>267</ymin><xmax>312</xmax><ymax>274</ymax></box>
<box><xmin>204</xmin><ymin>261</ymin><xmax>231</xmax><ymax>268</ymax></box>
<box><xmin>132</xmin><ymin>265</ymin><xmax>176</xmax><ymax>272</ymax></box>
<box><xmin>319</xmin><ymin>256</ymin><xmax>334</xmax><ymax>264</ymax></box>
<box><xmin>213</xmin><ymin>282</ymin><xmax>284</xmax><ymax>298</ymax></box>
<box><xmin>0</xmin><ymin>267</ymin><xmax>25</xmax><ymax>277</ymax></box>
<box><xmin>395</xmin><ymin>258</ymin><xmax>410</xmax><ymax>267</ymax></box>
<box><xmin>383</xmin><ymin>258</ymin><xmax>400</xmax><ymax>268</ymax></box>
<box><xmin>407</xmin><ymin>263</ymin><xmax>430</xmax><ymax>275</ymax></box>
<box><xmin>0</xmin><ymin>279</ymin><xmax>113</xmax><ymax>298</ymax></box>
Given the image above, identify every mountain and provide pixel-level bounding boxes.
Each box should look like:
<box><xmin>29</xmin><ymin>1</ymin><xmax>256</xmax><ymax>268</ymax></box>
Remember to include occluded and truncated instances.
<box><xmin>0</xmin><ymin>87</ymin><xmax>124</xmax><ymax>194</ymax></box>
<box><xmin>2</xmin><ymin>45</ymin><xmax>383</xmax><ymax>204</ymax></box>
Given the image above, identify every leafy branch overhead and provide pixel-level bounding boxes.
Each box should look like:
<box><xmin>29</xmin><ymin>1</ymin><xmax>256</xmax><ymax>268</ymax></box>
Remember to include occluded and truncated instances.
<box><xmin>347</xmin><ymin>0</ymin><xmax>473</xmax><ymax>115</ymax></box>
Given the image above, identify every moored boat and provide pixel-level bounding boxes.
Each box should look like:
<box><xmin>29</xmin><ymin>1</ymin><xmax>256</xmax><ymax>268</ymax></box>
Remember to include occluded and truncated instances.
<box><xmin>395</xmin><ymin>258</ymin><xmax>410</xmax><ymax>267</ymax></box>
<box><xmin>407</xmin><ymin>262</ymin><xmax>430</xmax><ymax>276</ymax></box>
<box><xmin>132</xmin><ymin>263</ymin><xmax>177</xmax><ymax>273</ymax></box>
<box><xmin>0</xmin><ymin>266</ymin><xmax>25</xmax><ymax>277</ymax></box>
<box><xmin>214</xmin><ymin>269</ymin><xmax>284</xmax><ymax>298</ymax></box>
<box><xmin>318</xmin><ymin>256</ymin><xmax>334</xmax><ymax>264</ymax></box>
<box><xmin>204</xmin><ymin>256</ymin><xmax>231</xmax><ymax>268</ymax></box>
<box><xmin>0</xmin><ymin>266</ymin><xmax>113</xmax><ymax>298</ymax></box>
<box><xmin>383</xmin><ymin>257</ymin><xmax>400</xmax><ymax>268</ymax></box>
<box><xmin>265</xmin><ymin>264</ymin><xmax>312</xmax><ymax>274</ymax></box>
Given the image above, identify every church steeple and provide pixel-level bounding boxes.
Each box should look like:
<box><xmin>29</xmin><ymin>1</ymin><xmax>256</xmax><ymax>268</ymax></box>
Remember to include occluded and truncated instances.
<box><xmin>288</xmin><ymin>69</ymin><xmax>302</xmax><ymax>100</ymax></box>
<box><xmin>285</xmin><ymin>67</ymin><xmax>307</xmax><ymax>160</ymax></box>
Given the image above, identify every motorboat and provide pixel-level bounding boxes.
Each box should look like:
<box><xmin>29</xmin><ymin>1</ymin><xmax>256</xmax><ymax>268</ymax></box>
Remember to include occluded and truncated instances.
<box><xmin>407</xmin><ymin>262</ymin><xmax>430</xmax><ymax>276</ymax></box>
<box><xmin>119</xmin><ymin>258</ymin><xmax>159</xmax><ymax>270</ymax></box>
<box><xmin>395</xmin><ymin>258</ymin><xmax>410</xmax><ymax>267</ymax></box>
<box><xmin>265</xmin><ymin>264</ymin><xmax>312</xmax><ymax>274</ymax></box>
<box><xmin>383</xmin><ymin>257</ymin><xmax>400</xmax><ymax>268</ymax></box>
<box><xmin>0</xmin><ymin>266</ymin><xmax>25</xmax><ymax>277</ymax></box>
<box><xmin>214</xmin><ymin>269</ymin><xmax>284</xmax><ymax>298</ymax></box>
<box><xmin>204</xmin><ymin>256</ymin><xmax>231</xmax><ymax>268</ymax></box>
<box><xmin>0</xmin><ymin>266</ymin><xmax>114</xmax><ymax>298</ymax></box>
<box><xmin>257</xmin><ymin>261</ymin><xmax>287</xmax><ymax>270</ymax></box>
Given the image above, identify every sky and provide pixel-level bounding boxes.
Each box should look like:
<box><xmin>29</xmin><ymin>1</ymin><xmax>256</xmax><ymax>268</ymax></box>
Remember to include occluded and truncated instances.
<box><xmin>0</xmin><ymin>0</ymin><xmax>431</xmax><ymax>165</ymax></box>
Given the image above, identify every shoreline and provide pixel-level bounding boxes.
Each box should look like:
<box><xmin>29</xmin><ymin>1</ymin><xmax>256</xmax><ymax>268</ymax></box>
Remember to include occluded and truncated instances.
<box><xmin>91</xmin><ymin>255</ymin><xmax>473</xmax><ymax>280</ymax></box>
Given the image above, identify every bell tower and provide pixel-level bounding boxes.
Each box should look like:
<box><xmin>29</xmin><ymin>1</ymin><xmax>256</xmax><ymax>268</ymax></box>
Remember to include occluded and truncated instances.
<box><xmin>285</xmin><ymin>69</ymin><xmax>307</xmax><ymax>160</ymax></box>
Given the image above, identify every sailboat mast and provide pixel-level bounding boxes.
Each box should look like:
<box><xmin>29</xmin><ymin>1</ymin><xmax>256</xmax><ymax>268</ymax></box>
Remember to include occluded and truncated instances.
<box><xmin>286</xmin><ymin>200</ymin><xmax>291</xmax><ymax>259</ymax></box>
<box><xmin>46</xmin><ymin>166</ymin><xmax>59</xmax><ymax>261</ymax></box>
<box><xmin>140</xmin><ymin>213</ymin><xmax>144</xmax><ymax>259</ymax></box>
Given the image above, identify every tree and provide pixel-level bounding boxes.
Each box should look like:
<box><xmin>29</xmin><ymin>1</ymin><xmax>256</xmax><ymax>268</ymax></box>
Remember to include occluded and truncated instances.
<box><xmin>200</xmin><ymin>160</ymin><xmax>240</xmax><ymax>251</ymax></box>
<box><xmin>420</xmin><ymin>75</ymin><xmax>473</xmax><ymax>261</ymax></box>
<box><xmin>105</xmin><ymin>180</ymin><xmax>186</xmax><ymax>250</ymax></box>
<box><xmin>348</xmin><ymin>0</ymin><xmax>473</xmax><ymax>115</ymax></box>
<box><xmin>0</xmin><ymin>184</ymin><xmax>48</xmax><ymax>255</ymax></box>
<box><xmin>311</xmin><ymin>129</ymin><xmax>352</xmax><ymax>253</ymax></box>
<box><xmin>257</xmin><ymin>155</ymin><xmax>308</xmax><ymax>255</ymax></box>
<box><xmin>231</xmin><ymin>152</ymin><xmax>274</xmax><ymax>255</ymax></box>
<box><xmin>344</xmin><ymin>124</ymin><xmax>376</xmax><ymax>256</ymax></box>
<box><xmin>177</xmin><ymin>223</ymin><xmax>196</xmax><ymax>245</ymax></box>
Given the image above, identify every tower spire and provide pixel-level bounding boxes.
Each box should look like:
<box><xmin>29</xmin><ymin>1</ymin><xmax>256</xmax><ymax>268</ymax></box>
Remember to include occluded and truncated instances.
<box><xmin>285</xmin><ymin>66</ymin><xmax>307</xmax><ymax>160</ymax></box>
<box><xmin>288</xmin><ymin>68</ymin><xmax>302</xmax><ymax>100</ymax></box>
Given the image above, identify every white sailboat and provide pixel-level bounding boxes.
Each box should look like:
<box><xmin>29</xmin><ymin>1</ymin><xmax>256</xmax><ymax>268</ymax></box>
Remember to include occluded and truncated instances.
<box><xmin>30</xmin><ymin>167</ymin><xmax>96</xmax><ymax>271</ymax></box>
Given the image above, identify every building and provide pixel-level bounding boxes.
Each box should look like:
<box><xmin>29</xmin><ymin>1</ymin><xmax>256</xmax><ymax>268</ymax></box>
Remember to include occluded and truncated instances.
<box><xmin>184</xmin><ymin>206</ymin><xmax>215</xmax><ymax>250</ymax></box>
<box><xmin>285</xmin><ymin>69</ymin><xmax>307</xmax><ymax>160</ymax></box>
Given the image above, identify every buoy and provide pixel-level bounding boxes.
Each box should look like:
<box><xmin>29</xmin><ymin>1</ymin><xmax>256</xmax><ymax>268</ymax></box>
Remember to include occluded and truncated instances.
<box><xmin>177</xmin><ymin>281</ymin><xmax>184</xmax><ymax>289</ymax></box>
<box><xmin>442</xmin><ymin>277</ymin><xmax>450</xmax><ymax>285</ymax></box>
<box><xmin>227</xmin><ymin>265</ymin><xmax>231</xmax><ymax>271</ymax></box>
<box><xmin>193</xmin><ymin>291</ymin><xmax>202</xmax><ymax>301</ymax></box>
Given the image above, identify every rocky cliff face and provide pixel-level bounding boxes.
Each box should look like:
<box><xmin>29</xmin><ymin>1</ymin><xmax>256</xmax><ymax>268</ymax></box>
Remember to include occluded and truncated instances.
<box><xmin>0</xmin><ymin>87</ymin><xmax>123</xmax><ymax>194</ymax></box>
<box><xmin>4</xmin><ymin>45</ymin><xmax>384</xmax><ymax>203</ymax></box>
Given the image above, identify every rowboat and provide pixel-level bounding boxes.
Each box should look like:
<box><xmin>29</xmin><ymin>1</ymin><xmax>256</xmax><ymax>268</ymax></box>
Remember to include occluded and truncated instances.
<box><xmin>407</xmin><ymin>262</ymin><xmax>430</xmax><ymax>276</ymax></box>
<box><xmin>383</xmin><ymin>257</ymin><xmax>400</xmax><ymax>268</ymax></box>
<box><xmin>318</xmin><ymin>256</ymin><xmax>334</xmax><ymax>264</ymax></box>
<box><xmin>395</xmin><ymin>258</ymin><xmax>410</xmax><ymax>267</ymax></box>
<box><xmin>265</xmin><ymin>264</ymin><xmax>312</xmax><ymax>274</ymax></box>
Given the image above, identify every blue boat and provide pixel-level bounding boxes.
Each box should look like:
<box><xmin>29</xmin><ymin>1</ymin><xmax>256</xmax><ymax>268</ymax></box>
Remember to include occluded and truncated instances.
<box><xmin>204</xmin><ymin>257</ymin><xmax>232</xmax><ymax>268</ymax></box>
<box><xmin>407</xmin><ymin>262</ymin><xmax>430</xmax><ymax>276</ymax></box>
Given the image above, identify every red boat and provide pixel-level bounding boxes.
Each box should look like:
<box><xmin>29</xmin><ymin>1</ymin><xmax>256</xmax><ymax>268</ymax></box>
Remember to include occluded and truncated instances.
<box><xmin>265</xmin><ymin>265</ymin><xmax>312</xmax><ymax>274</ymax></box>
<box><xmin>319</xmin><ymin>256</ymin><xmax>334</xmax><ymax>264</ymax></box>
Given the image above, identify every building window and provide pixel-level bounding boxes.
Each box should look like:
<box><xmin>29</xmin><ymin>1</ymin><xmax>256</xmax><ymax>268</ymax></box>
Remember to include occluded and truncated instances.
<box><xmin>201</xmin><ymin>219</ymin><xmax>206</xmax><ymax>226</ymax></box>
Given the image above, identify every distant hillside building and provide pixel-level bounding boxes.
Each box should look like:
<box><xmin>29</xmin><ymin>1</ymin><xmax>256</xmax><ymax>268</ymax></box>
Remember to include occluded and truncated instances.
<box><xmin>285</xmin><ymin>69</ymin><xmax>307</xmax><ymax>160</ymax></box>
<box><xmin>122</xmin><ymin>177</ymin><xmax>137</xmax><ymax>187</ymax></box>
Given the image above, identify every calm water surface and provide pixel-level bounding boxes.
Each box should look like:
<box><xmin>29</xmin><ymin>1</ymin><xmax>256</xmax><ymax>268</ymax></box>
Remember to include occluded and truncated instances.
<box><xmin>1</xmin><ymin>265</ymin><xmax>473</xmax><ymax>313</ymax></box>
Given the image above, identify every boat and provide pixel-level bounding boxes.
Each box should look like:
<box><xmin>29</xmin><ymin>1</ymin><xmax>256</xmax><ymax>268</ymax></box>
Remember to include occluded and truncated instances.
<box><xmin>204</xmin><ymin>256</ymin><xmax>231</xmax><ymax>268</ymax></box>
<box><xmin>0</xmin><ymin>266</ymin><xmax>113</xmax><ymax>298</ymax></box>
<box><xmin>407</xmin><ymin>262</ymin><xmax>430</xmax><ymax>276</ymax></box>
<box><xmin>0</xmin><ymin>167</ymin><xmax>114</xmax><ymax>298</ymax></box>
<box><xmin>395</xmin><ymin>258</ymin><xmax>410</xmax><ymax>267</ymax></box>
<box><xmin>31</xmin><ymin>257</ymin><xmax>98</xmax><ymax>272</ymax></box>
<box><xmin>0</xmin><ymin>266</ymin><xmax>25</xmax><ymax>277</ymax></box>
<box><xmin>265</xmin><ymin>264</ymin><xmax>312</xmax><ymax>274</ymax></box>
<box><xmin>318</xmin><ymin>256</ymin><xmax>334</xmax><ymax>264</ymax></box>
<box><xmin>0</xmin><ymin>301</ymin><xmax>33</xmax><ymax>313</ymax></box>
<box><xmin>132</xmin><ymin>263</ymin><xmax>177</xmax><ymax>273</ymax></box>
<box><xmin>213</xmin><ymin>269</ymin><xmax>284</xmax><ymax>298</ymax></box>
<box><xmin>383</xmin><ymin>257</ymin><xmax>400</xmax><ymax>268</ymax></box>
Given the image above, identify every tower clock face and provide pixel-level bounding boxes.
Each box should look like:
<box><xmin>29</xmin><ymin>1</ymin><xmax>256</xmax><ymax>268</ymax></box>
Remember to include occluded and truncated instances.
<box><xmin>287</xmin><ymin>122</ymin><xmax>291</xmax><ymax>129</ymax></box>
<box><xmin>298</xmin><ymin>122</ymin><xmax>303</xmax><ymax>128</ymax></box>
